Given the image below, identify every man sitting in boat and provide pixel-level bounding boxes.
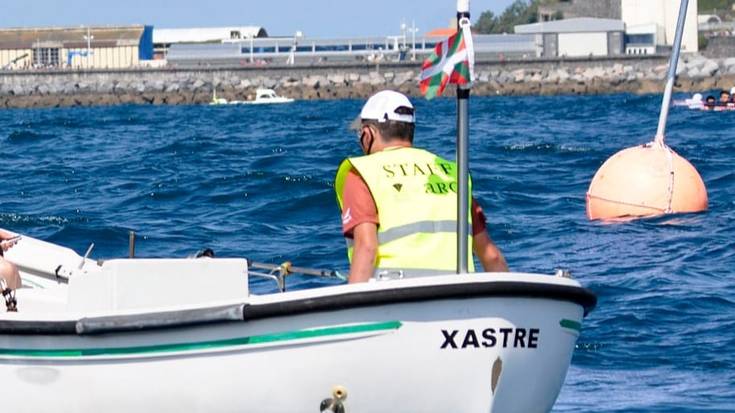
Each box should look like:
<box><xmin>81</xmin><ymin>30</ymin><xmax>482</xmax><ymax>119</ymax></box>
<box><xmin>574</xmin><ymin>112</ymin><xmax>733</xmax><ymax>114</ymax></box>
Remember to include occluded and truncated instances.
<box><xmin>335</xmin><ymin>90</ymin><xmax>508</xmax><ymax>283</ymax></box>
<box><xmin>0</xmin><ymin>230</ymin><xmax>21</xmax><ymax>311</ymax></box>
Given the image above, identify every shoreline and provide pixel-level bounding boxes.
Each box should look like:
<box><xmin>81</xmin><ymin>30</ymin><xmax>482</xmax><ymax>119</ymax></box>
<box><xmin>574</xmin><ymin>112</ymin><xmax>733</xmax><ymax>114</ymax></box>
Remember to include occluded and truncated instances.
<box><xmin>2</xmin><ymin>54</ymin><xmax>734</xmax><ymax>108</ymax></box>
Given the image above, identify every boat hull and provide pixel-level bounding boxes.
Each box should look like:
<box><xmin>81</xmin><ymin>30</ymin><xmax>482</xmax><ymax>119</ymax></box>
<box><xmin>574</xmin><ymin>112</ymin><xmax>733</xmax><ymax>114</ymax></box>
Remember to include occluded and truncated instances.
<box><xmin>1</xmin><ymin>290</ymin><xmax>586</xmax><ymax>412</ymax></box>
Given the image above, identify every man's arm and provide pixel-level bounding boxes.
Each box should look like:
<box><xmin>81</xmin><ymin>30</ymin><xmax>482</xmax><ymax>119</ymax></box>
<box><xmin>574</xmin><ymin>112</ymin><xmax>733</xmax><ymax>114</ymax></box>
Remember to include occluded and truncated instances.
<box><xmin>473</xmin><ymin>231</ymin><xmax>508</xmax><ymax>272</ymax></box>
<box><xmin>348</xmin><ymin>222</ymin><xmax>378</xmax><ymax>283</ymax></box>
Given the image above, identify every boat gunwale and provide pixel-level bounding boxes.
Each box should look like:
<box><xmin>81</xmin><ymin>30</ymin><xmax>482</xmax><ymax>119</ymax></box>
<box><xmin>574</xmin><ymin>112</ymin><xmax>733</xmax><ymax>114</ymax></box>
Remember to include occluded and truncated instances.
<box><xmin>0</xmin><ymin>280</ymin><xmax>596</xmax><ymax>336</ymax></box>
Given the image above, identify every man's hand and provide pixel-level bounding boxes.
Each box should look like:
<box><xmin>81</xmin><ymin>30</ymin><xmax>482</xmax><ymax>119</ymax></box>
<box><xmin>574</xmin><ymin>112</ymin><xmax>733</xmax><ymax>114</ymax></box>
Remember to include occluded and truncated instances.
<box><xmin>348</xmin><ymin>222</ymin><xmax>378</xmax><ymax>283</ymax></box>
<box><xmin>0</xmin><ymin>231</ymin><xmax>20</xmax><ymax>253</ymax></box>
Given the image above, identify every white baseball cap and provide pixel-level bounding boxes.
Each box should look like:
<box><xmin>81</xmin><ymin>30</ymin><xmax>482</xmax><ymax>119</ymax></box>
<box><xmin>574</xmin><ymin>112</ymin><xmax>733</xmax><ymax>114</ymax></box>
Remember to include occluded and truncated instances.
<box><xmin>359</xmin><ymin>90</ymin><xmax>415</xmax><ymax>124</ymax></box>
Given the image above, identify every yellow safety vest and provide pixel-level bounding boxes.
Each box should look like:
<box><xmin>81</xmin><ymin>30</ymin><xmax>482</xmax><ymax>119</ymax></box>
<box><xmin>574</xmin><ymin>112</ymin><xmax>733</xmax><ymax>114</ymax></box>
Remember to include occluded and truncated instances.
<box><xmin>335</xmin><ymin>146</ymin><xmax>474</xmax><ymax>276</ymax></box>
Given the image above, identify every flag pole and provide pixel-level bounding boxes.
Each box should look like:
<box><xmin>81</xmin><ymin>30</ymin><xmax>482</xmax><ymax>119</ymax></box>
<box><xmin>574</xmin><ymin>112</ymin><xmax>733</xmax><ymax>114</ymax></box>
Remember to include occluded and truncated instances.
<box><xmin>456</xmin><ymin>0</ymin><xmax>470</xmax><ymax>274</ymax></box>
<box><xmin>654</xmin><ymin>0</ymin><xmax>688</xmax><ymax>147</ymax></box>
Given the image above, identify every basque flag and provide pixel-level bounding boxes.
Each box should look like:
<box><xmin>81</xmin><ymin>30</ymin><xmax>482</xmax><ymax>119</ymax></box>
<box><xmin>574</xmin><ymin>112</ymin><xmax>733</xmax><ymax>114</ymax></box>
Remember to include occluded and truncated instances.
<box><xmin>419</xmin><ymin>22</ymin><xmax>475</xmax><ymax>100</ymax></box>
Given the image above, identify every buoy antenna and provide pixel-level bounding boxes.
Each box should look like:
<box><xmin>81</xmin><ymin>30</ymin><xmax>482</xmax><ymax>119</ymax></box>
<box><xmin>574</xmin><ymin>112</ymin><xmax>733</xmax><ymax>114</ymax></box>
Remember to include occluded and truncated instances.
<box><xmin>655</xmin><ymin>0</ymin><xmax>689</xmax><ymax>147</ymax></box>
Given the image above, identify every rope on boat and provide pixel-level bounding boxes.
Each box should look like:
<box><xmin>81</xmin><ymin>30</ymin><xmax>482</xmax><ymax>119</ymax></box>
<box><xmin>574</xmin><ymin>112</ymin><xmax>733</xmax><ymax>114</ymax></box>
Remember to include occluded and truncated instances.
<box><xmin>0</xmin><ymin>279</ymin><xmax>17</xmax><ymax>312</ymax></box>
<box><xmin>247</xmin><ymin>261</ymin><xmax>346</xmax><ymax>292</ymax></box>
<box><xmin>663</xmin><ymin>144</ymin><xmax>676</xmax><ymax>214</ymax></box>
<box><xmin>250</xmin><ymin>261</ymin><xmax>345</xmax><ymax>279</ymax></box>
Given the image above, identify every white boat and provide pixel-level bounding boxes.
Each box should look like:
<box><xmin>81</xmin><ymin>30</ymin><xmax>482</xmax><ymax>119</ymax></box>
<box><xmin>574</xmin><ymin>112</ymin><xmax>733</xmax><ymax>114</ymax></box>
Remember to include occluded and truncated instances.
<box><xmin>672</xmin><ymin>93</ymin><xmax>704</xmax><ymax>109</ymax></box>
<box><xmin>672</xmin><ymin>92</ymin><xmax>735</xmax><ymax>111</ymax></box>
<box><xmin>245</xmin><ymin>88</ymin><xmax>295</xmax><ymax>104</ymax></box>
<box><xmin>210</xmin><ymin>88</ymin><xmax>294</xmax><ymax>106</ymax></box>
<box><xmin>0</xmin><ymin>233</ymin><xmax>596</xmax><ymax>412</ymax></box>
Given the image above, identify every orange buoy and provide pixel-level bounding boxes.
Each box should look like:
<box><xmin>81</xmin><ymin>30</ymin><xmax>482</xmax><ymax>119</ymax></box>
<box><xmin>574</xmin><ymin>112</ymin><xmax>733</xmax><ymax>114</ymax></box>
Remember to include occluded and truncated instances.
<box><xmin>586</xmin><ymin>0</ymin><xmax>708</xmax><ymax>221</ymax></box>
<box><xmin>586</xmin><ymin>143</ymin><xmax>707</xmax><ymax>220</ymax></box>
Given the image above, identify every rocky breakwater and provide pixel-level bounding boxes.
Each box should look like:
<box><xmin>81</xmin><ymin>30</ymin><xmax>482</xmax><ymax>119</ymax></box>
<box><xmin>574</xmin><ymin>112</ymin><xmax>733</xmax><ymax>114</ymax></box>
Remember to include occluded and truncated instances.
<box><xmin>474</xmin><ymin>55</ymin><xmax>735</xmax><ymax>96</ymax></box>
<box><xmin>2</xmin><ymin>55</ymin><xmax>735</xmax><ymax>109</ymax></box>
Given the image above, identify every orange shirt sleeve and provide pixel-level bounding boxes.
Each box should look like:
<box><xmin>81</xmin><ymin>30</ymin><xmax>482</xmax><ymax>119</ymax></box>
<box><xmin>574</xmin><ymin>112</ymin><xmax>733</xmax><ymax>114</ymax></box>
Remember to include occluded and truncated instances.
<box><xmin>341</xmin><ymin>168</ymin><xmax>379</xmax><ymax>238</ymax></box>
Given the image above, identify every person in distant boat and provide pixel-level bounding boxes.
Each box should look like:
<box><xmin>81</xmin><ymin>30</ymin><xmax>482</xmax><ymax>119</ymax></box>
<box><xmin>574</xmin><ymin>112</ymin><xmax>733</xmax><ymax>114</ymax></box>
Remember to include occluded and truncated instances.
<box><xmin>719</xmin><ymin>90</ymin><xmax>731</xmax><ymax>106</ymax></box>
<box><xmin>335</xmin><ymin>90</ymin><xmax>508</xmax><ymax>283</ymax></box>
<box><xmin>704</xmin><ymin>95</ymin><xmax>717</xmax><ymax>110</ymax></box>
<box><xmin>0</xmin><ymin>230</ymin><xmax>21</xmax><ymax>311</ymax></box>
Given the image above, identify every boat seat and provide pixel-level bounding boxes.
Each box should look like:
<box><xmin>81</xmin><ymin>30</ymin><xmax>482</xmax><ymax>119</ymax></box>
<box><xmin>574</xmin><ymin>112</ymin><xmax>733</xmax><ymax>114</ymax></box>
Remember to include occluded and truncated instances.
<box><xmin>6</xmin><ymin>284</ymin><xmax>68</xmax><ymax>314</ymax></box>
<box><xmin>67</xmin><ymin>258</ymin><xmax>249</xmax><ymax>313</ymax></box>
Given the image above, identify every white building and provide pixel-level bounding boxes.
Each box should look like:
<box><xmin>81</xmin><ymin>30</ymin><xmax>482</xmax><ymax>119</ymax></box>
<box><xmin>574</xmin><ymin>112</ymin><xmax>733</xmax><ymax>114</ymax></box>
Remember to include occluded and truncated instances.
<box><xmin>624</xmin><ymin>23</ymin><xmax>658</xmax><ymax>55</ymax></box>
<box><xmin>0</xmin><ymin>25</ymin><xmax>153</xmax><ymax>70</ymax></box>
<box><xmin>153</xmin><ymin>27</ymin><xmax>267</xmax><ymax>44</ymax></box>
<box><xmin>514</xmin><ymin>18</ymin><xmax>625</xmax><ymax>58</ymax></box>
<box><xmin>621</xmin><ymin>0</ymin><xmax>698</xmax><ymax>53</ymax></box>
<box><xmin>153</xmin><ymin>26</ymin><xmax>268</xmax><ymax>58</ymax></box>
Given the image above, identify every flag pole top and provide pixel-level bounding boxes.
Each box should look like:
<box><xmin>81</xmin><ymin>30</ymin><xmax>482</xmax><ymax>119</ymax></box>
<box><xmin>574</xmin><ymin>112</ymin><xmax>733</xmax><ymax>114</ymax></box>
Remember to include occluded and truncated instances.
<box><xmin>457</xmin><ymin>0</ymin><xmax>469</xmax><ymax>14</ymax></box>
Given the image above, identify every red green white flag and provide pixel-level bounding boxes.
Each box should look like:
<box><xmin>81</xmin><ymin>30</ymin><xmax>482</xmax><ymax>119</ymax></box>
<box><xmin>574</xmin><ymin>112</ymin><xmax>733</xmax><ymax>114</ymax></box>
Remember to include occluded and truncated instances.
<box><xmin>419</xmin><ymin>22</ymin><xmax>475</xmax><ymax>100</ymax></box>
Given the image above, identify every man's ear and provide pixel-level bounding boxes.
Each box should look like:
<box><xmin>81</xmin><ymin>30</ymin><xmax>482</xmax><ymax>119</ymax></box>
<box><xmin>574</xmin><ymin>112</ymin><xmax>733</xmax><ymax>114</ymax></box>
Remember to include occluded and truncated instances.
<box><xmin>367</xmin><ymin>124</ymin><xmax>382</xmax><ymax>142</ymax></box>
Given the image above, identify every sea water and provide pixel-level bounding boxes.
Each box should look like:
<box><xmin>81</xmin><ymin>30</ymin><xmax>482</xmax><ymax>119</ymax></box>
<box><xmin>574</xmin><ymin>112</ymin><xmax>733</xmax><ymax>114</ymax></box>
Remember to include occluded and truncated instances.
<box><xmin>1</xmin><ymin>94</ymin><xmax>733</xmax><ymax>412</ymax></box>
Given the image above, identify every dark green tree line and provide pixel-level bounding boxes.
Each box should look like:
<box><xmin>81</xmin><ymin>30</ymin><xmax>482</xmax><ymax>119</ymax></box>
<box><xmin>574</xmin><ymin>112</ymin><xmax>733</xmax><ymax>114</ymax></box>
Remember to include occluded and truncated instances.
<box><xmin>473</xmin><ymin>0</ymin><xmax>541</xmax><ymax>34</ymax></box>
<box><xmin>700</xmin><ymin>0</ymin><xmax>735</xmax><ymax>13</ymax></box>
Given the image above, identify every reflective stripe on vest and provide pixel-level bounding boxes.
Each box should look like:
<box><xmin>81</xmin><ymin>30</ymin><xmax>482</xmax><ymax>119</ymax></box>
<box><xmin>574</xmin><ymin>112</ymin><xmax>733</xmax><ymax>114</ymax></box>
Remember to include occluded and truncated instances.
<box><xmin>335</xmin><ymin>146</ymin><xmax>474</xmax><ymax>272</ymax></box>
<box><xmin>344</xmin><ymin>220</ymin><xmax>472</xmax><ymax>247</ymax></box>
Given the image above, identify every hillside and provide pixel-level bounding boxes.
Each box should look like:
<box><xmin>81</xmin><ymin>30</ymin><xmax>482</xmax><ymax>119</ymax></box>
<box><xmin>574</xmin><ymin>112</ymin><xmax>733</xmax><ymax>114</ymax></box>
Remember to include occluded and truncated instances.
<box><xmin>700</xmin><ymin>0</ymin><xmax>735</xmax><ymax>13</ymax></box>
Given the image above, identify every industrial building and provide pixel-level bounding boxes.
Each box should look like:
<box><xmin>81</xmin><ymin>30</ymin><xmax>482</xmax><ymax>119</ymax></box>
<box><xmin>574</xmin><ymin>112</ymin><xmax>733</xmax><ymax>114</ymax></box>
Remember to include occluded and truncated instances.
<box><xmin>624</xmin><ymin>24</ymin><xmax>659</xmax><ymax>55</ymax></box>
<box><xmin>0</xmin><ymin>2</ymin><xmax>702</xmax><ymax>72</ymax></box>
<box><xmin>515</xmin><ymin>18</ymin><xmax>625</xmax><ymax>58</ymax></box>
<box><xmin>153</xmin><ymin>27</ymin><xmax>268</xmax><ymax>59</ymax></box>
<box><xmin>164</xmin><ymin>34</ymin><xmax>540</xmax><ymax>67</ymax></box>
<box><xmin>0</xmin><ymin>25</ymin><xmax>153</xmax><ymax>70</ymax></box>
<box><xmin>536</xmin><ymin>0</ymin><xmax>699</xmax><ymax>54</ymax></box>
<box><xmin>621</xmin><ymin>0</ymin><xmax>699</xmax><ymax>53</ymax></box>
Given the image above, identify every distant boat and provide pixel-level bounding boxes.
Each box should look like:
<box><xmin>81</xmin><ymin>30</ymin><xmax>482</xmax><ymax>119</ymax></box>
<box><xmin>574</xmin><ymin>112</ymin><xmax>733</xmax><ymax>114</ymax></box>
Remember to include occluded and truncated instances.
<box><xmin>672</xmin><ymin>93</ymin><xmax>704</xmax><ymax>109</ymax></box>
<box><xmin>210</xmin><ymin>88</ymin><xmax>229</xmax><ymax>105</ymax></box>
<box><xmin>247</xmin><ymin>88</ymin><xmax>295</xmax><ymax>104</ymax></box>
<box><xmin>672</xmin><ymin>93</ymin><xmax>735</xmax><ymax>111</ymax></box>
<box><xmin>210</xmin><ymin>88</ymin><xmax>294</xmax><ymax>105</ymax></box>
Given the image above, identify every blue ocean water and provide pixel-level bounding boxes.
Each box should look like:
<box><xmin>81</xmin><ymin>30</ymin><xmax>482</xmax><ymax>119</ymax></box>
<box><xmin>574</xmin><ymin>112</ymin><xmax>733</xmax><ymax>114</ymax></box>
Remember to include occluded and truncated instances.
<box><xmin>1</xmin><ymin>94</ymin><xmax>733</xmax><ymax>412</ymax></box>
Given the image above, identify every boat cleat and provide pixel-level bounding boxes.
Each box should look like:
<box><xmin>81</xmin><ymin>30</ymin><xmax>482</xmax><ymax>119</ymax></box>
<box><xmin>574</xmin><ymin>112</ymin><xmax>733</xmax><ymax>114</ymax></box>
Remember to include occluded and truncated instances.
<box><xmin>320</xmin><ymin>385</ymin><xmax>347</xmax><ymax>413</ymax></box>
<box><xmin>375</xmin><ymin>269</ymin><xmax>404</xmax><ymax>281</ymax></box>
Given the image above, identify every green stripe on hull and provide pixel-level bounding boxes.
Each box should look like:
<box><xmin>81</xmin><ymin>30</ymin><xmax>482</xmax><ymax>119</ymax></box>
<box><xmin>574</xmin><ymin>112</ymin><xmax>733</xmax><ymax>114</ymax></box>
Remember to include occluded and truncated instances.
<box><xmin>559</xmin><ymin>319</ymin><xmax>582</xmax><ymax>332</ymax></box>
<box><xmin>0</xmin><ymin>321</ymin><xmax>402</xmax><ymax>358</ymax></box>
